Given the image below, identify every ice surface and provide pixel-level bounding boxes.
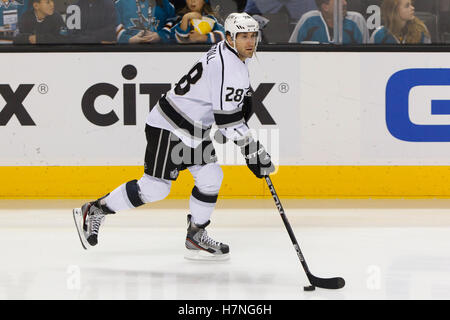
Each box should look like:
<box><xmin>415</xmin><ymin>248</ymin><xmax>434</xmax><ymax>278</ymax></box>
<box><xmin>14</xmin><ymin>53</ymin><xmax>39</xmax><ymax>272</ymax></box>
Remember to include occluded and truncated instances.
<box><xmin>1</xmin><ymin>199</ymin><xmax>450</xmax><ymax>300</ymax></box>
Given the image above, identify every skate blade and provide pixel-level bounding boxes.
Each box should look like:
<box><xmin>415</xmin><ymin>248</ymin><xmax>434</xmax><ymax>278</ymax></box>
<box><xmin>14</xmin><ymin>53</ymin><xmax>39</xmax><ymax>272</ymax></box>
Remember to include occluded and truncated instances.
<box><xmin>72</xmin><ymin>208</ymin><xmax>89</xmax><ymax>250</ymax></box>
<box><xmin>184</xmin><ymin>249</ymin><xmax>230</xmax><ymax>261</ymax></box>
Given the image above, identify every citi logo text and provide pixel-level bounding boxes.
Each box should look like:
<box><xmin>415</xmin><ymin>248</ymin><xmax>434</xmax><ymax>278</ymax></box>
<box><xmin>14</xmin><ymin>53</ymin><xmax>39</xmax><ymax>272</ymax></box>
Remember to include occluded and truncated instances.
<box><xmin>0</xmin><ymin>84</ymin><xmax>35</xmax><ymax>126</ymax></box>
<box><xmin>82</xmin><ymin>65</ymin><xmax>276</xmax><ymax>126</ymax></box>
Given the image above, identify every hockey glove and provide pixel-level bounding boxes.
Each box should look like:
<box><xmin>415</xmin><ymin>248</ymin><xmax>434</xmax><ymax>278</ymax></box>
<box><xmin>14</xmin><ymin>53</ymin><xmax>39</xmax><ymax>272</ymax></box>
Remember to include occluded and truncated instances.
<box><xmin>241</xmin><ymin>140</ymin><xmax>275</xmax><ymax>178</ymax></box>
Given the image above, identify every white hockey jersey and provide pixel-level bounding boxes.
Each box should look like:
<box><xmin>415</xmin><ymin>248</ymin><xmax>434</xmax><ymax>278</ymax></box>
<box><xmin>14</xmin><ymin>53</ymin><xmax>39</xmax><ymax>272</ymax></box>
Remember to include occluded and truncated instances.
<box><xmin>147</xmin><ymin>40</ymin><xmax>252</xmax><ymax>148</ymax></box>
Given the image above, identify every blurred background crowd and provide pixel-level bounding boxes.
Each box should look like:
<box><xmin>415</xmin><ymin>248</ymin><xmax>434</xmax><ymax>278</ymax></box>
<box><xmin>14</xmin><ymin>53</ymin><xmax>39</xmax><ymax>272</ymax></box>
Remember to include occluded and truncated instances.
<box><xmin>0</xmin><ymin>0</ymin><xmax>448</xmax><ymax>45</ymax></box>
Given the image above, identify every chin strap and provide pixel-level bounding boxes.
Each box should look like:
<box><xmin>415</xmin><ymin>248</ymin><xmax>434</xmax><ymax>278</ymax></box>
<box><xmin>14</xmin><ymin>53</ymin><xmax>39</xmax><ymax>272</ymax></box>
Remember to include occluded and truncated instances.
<box><xmin>226</xmin><ymin>38</ymin><xmax>238</xmax><ymax>55</ymax></box>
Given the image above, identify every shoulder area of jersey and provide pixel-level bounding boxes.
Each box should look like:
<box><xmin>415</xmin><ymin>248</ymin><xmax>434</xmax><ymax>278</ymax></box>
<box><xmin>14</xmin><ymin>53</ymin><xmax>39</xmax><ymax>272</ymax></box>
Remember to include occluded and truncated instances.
<box><xmin>345</xmin><ymin>11</ymin><xmax>366</xmax><ymax>23</ymax></box>
<box><xmin>371</xmin><ymin>25</ymin><xmax>387</xmax><ymax>37</ymax></box>
<box><xmin>204</xmin><ymin>41</ymin><xmax>224</xmax><ymax>65</ymax></box>
<box><xmin>295</xmin><ymin>10</ymin><xmax>322</xmax><ymax>25</ymax></box>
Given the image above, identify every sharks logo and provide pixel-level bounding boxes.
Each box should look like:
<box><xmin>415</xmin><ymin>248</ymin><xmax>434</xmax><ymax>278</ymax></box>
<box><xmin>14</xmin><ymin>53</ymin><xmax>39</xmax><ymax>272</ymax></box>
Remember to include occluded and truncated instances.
<box><xmin>0</xmin><ymin>0</ymin><xmax>27</xmax><ymax>29</ymax></box>
<box><xmin>129</xmin><ymin>16</ymin><xmax>148</xmax><ymax>31</ymax></box>
<box><xmin>130</xmin><ymin>0</ymin><xmax>159</xmax><ymax>31</ymax></box>
<box><xmin>130</xmin><ymin>13</ymin><xmax>159</xmax><ymax>31</ymax></box>
<box><xmin>0</xmin><ymin>0</ymin><xmax>25</xmax><ymax>8</ymax></box>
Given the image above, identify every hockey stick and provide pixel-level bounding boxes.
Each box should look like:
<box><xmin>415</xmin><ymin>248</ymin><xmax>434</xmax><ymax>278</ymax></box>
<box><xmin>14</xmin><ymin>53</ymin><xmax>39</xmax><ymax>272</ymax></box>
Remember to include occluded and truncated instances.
<box><xmin>264</xmin><ymin>176</ymin><xmax>345</xmax><ymax>290</ymax></box>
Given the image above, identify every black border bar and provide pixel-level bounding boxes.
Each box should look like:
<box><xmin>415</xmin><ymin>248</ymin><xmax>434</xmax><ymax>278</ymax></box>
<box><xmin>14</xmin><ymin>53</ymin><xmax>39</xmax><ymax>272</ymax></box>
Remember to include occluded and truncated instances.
<box><xmin>0</xmin><ymin>43</ymin><xmax>450</xmax><ymax>53</ymax></box>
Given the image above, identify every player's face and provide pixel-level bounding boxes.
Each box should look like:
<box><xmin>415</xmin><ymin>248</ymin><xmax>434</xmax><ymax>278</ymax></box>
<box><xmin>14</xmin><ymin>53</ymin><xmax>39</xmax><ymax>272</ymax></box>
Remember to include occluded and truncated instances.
<box><xmin>397</xmin><ymin>0</ymin><xmax>415</xmax><ymax>22</ymax></box>
<box><xmin>235</xmin><ymin>32</ymin><xmax>258</xmax><ymax>60</ymax></box>
<box><xmin>186</xmin><ymin>0</ymin><xmax>204</xmax><ymax>13</ymax></box>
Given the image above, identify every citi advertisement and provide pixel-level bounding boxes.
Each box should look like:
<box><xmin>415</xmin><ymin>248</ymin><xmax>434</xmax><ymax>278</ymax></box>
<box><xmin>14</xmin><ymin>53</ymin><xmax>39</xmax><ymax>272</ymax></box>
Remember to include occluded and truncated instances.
<box><xmin>2</xmin><ymin>52</ymin><xmax>450</xmax><ymax>167</ymax></box>
<box><xmin>0</xmin><ymin>52</ymin><xmax>300</xmax><ymax>166</ymax></box>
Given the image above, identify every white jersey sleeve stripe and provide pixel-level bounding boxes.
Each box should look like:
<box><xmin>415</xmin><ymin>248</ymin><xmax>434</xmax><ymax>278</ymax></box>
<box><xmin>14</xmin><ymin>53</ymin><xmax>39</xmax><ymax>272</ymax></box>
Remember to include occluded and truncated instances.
<box><xmin>218</xmin><ymin>43</ymin><xmax>225</xmax><ymax>110</ymax></box>
<box><xmin>213</xmin><ymin>107</ymin><xmax>243</xmax><ymax>115</ymax></box>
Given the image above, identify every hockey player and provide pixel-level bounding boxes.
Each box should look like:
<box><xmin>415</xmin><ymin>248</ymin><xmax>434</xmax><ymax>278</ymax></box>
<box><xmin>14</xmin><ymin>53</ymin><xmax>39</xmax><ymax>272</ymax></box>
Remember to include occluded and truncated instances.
<box><xmin>115</xmin><ymin>0</ymin><xmax>176</xmax><ymax>44</ymax></box>
<box><xmin>288</xmin><ymin>0</ymin><xmax>369</xmax><ymax>44</ymax></box>
<box><xmin>73</xmin><ymin>12</ymin><xmax>275</xmax><ymax>260</ymax></box>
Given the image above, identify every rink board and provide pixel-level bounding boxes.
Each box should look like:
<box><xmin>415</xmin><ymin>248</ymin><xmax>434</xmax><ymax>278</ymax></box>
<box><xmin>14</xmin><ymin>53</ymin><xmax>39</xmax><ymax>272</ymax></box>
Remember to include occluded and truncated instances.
<box><xmin>1</xmin><ymin>51</ymin><xmax>450</xmax><ymax>198</ymax></box>
<box><xmin>2</xmin><ymin>165</ymin><xmax>450</xmax><ymax>199</ymax></box>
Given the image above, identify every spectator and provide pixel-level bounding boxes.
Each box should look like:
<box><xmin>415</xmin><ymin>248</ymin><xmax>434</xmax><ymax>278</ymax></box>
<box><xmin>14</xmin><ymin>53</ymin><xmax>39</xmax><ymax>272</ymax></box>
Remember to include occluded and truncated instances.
<box><xmin>370</xmin><ymin>0</ymin><xmax>430</xmax><ymax>44</ymax></box>
<box><xmin>115</xmin><ymin>0</ymin><xmax>176</xmax><ymax>44</ymax></box>
<box><xmin>172</xmin><ymin>0</ymin><xmax>224</xmax><ymax>44</ymax></box>
<box><xmin>232</xmin><ymin>0</ymin><xmax>246</xmax><ymax>12</ymax></box>
<box><xmin>0</xmin><ymin>0</ymin><xmax>29</xmax><ymax>43</ymax></box>
<box><xmin>14</xmin><ymin>0</ymin><xmax>66</xmax><ymax>44</ymax></box>
<box><xmin>439</xmin><ymin>0</ymin><xmax>450</xmax><ymax>41</ymax></box>
<box><xmin>244</xmin><ymin>0</ymin><xmax>316</xmax><ymax>43</ymax></box>
<box><xmin>69</xmin><ymin>0</ymin><xmax>117</xmax><ymax>43</ymax></box>
<box><xmin>169</xmin><ymin>0</ymin><xmax>185</xmax><ymax>13</ymax></box>
<box><xmin>288</xmin><ymin>0</ymin><xmax>369</xmax><ymax>44</ymax></box>
<box><xmin>244</xmin><ymin>0</ymin><xmax>316</xmax><ymax>22</ymax></box>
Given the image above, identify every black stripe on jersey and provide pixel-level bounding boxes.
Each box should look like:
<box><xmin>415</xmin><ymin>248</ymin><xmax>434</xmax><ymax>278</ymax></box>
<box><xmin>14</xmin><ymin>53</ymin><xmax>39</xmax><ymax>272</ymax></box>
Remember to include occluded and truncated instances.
<box><xmin>214</xmin><ymin>109</ymin><xmax>244</xmax><ymax>128</ymax></box>
<box><xmin>224</xmin><ymin>41</ymin><xmax>241</xmax><ymax>60</ymax></box>
<box><xmin>218</xmin><ymin>42</ymin><xmax>225</xmax><ymax>110</ymax></box>
<box><xmin>159</xmin><ymin>96</ymin><xmax>208</xmax><ymax>139</ymax></box>
<box><xmin>192</xmin><ymin>186</ymin><xmax>218</xmax><ymax>204</ymax></box>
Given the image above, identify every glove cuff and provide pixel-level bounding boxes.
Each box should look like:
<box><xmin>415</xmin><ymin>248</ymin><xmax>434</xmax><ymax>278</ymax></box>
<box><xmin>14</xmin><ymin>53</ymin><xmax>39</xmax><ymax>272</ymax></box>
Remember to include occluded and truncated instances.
<box><xmin>241</xmin><ymin>140</ymin><xmax>265</xmax><ymax>160</ymax></box>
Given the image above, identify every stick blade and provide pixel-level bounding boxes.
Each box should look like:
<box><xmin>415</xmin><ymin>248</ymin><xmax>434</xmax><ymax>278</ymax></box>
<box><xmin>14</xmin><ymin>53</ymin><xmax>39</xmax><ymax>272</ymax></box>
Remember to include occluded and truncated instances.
<box><xmin>308</xmin><ymin>274</ymin><xmax>345</xmax><ymax>290</ymax></box>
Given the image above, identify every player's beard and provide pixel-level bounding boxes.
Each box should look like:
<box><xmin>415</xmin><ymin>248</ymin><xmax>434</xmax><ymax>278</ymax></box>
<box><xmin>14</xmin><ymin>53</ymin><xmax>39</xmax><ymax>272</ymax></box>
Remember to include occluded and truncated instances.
<box><xmin>240</xmin><ymin>47</ymin><xmax>254</xmax><ymax>59</ymax></box>
<box><xmin>246</xmin><ymin>48</ymin><xmax>255</xmax><ymax>58</ymax></box>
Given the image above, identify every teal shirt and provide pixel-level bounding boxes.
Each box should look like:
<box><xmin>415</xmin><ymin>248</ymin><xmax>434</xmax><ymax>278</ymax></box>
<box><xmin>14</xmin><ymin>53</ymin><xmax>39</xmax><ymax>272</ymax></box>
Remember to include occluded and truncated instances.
<box><xmin>0</xmin><ymin>0</ymin><xmax>28</xmax><ymax>30</ymax></box>
<box><xmin>370</xmin><ymin>26</ymin><xmax>431</xmax><ymax>44</ymax></box>
<box><xmin>289</xmin><ymin>10</ymin><xmax>369</xmax><ymax>44</ymax></box>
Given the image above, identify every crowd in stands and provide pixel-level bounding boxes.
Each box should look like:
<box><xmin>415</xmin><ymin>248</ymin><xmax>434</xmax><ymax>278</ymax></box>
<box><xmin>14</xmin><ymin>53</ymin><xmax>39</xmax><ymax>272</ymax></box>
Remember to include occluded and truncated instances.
<box><xmin>0</xmin><ymin>0</ymin><xmax>448</xmax><ymax>44</ymax></box>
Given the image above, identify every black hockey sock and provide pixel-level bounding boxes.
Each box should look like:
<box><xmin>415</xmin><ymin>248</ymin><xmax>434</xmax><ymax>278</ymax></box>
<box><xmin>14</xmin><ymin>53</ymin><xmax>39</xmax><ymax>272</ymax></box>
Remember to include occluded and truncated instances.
<box><xmin>96</xmin><ymin>194</ymin><xmax>116</xmax><ymax>214</ymax></box>
<box><xmin>125</xmin><ymin>179</ymin><xmax>145</xmax><ymax>208</ymax></box>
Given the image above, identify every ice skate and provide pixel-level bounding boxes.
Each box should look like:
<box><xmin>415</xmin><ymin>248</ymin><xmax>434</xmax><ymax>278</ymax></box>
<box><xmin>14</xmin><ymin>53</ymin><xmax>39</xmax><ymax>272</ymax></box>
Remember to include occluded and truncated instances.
<box><xmin>185</xmin><ymin>214</ymin><xmax>230</xmax><ymax>261</ymax></box>
<box><xmin>73</xmin><ymin>201</ymin><xmax>106</xmax><ymax>250</ymax></box>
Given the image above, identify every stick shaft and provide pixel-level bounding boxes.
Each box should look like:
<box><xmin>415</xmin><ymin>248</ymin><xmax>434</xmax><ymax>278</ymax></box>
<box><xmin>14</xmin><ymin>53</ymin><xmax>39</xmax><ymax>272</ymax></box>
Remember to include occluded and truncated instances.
<box><xmin>265</xmin><ymin>176</ymin><xmax>346</xmax><ymax>290</ymax></box>
<box><xmin>264</xmin><ymin>176</ymin><xmax>312</xmax><ymax>275</ymax></box>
